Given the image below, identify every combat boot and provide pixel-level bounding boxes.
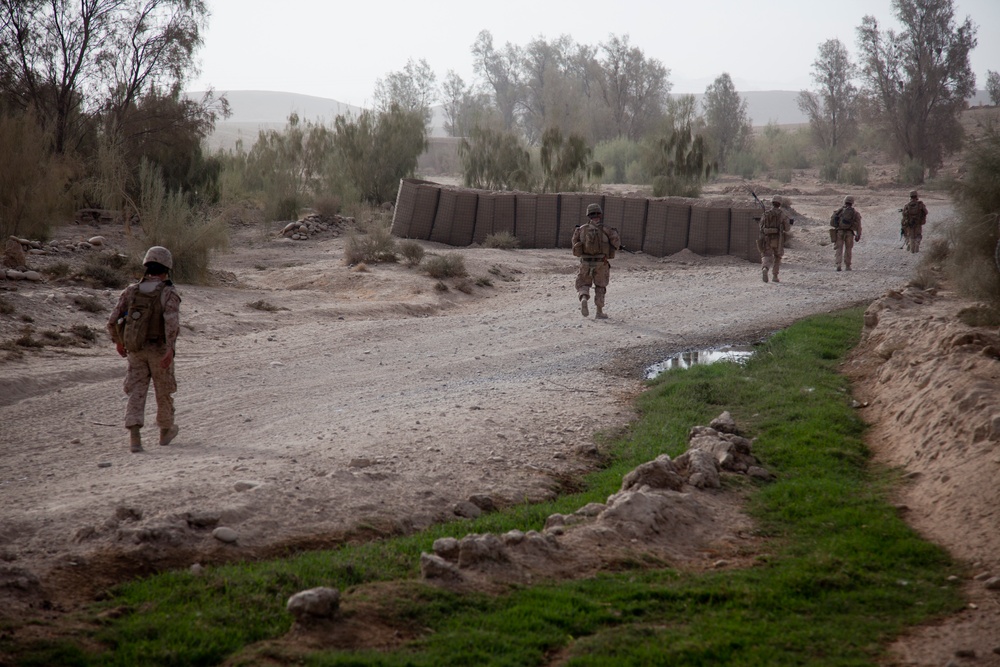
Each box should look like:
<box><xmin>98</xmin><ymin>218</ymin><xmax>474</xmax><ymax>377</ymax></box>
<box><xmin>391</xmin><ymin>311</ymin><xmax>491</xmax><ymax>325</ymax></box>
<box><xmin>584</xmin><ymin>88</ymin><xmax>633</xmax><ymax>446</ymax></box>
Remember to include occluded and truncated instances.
<box><xmin>845</xmin><ymin>265</ymin><xmax>851</xmax><ymax>271</ymax></box>
<box><xmin>761</xmin><ymin>266</ymin><xmax>768</xmax><ymax>283</ymax></box>
<box><xmin>772</xmin><ymin>273</ymin><xmax>780</xmax><ymax>283</ymax></box>
<box><xmin>595</xmin><ymin>305</ymin><xmax>608</xmax><ymax>320</ymax></box>
<box><xmin>579</xmin><ymin>295</ymin><xmax>589</xmax><ymax>317</ymax></box>
<box><xmin>129</xmin><ymin>426</ymin><xmax>143</xmax><ymax>453</ymax></box>
<box><xmin>159</xmin><ymin>425</ymin><xmax>179</xmax><ymax>446</ymax></box>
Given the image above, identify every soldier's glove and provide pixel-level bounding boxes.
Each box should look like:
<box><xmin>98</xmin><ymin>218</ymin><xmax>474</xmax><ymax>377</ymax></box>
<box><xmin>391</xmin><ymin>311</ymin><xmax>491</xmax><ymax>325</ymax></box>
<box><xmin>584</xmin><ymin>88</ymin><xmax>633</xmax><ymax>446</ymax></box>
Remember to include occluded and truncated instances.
<box><xmin>115</xmin><ymin>342</ymin><xmax>127</xmax><ymax>358</ymax></box>
<box><xmin>855</xmin><ymin>234</ymin><xmax>861</xmax><ymax>242</ymax></box>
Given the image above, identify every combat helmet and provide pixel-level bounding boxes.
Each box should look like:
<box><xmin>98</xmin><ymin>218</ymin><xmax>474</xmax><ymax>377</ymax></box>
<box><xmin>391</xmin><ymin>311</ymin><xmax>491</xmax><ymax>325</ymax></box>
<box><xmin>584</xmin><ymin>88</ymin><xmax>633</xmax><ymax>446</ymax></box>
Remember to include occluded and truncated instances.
<box><xmin>771</xmin><ymin>195</ymin><xmax>782</xmax><ymax>206</ymax></box>
<box><xmin>586</xmin><ymin>203</ymin><xmax>602</xmax><ymax>217</ymax></box>
<box><xmin>844</xmin><ymin>196</ymin><xmax>855</xmax><ymax>205</ymax></box>
<box><xmin>909</xmin><ymin>190</ymin><xmax>918</xmax><ymax>198</ymax></box>
<box><xmin>142</xmin><ymin>246</ymin><xmax>173</xmax><ymax>270</ymax></box>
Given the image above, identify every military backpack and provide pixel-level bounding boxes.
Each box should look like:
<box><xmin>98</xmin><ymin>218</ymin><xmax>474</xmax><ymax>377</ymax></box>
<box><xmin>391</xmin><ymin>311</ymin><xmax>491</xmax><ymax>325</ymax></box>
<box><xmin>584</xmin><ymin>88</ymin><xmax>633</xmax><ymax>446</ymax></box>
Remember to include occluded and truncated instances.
<box><xmin>574</xmin><ymin>221</ymin><xmax>612</xmax><ymax>258</ymax></box>
<box><xmin>118</xmin><ymin>283</ymin><xmax>168</xmax><ymax>353</ymax></box>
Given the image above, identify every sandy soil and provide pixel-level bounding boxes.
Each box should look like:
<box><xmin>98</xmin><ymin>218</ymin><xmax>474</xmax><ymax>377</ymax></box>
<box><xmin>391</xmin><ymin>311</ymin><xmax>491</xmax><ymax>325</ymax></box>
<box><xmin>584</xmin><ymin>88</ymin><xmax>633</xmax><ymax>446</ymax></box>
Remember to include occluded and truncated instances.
<box><xmin>1</xmin><ymin>182</ymin><xmax>998</xmax><ymax>663</ymax></box>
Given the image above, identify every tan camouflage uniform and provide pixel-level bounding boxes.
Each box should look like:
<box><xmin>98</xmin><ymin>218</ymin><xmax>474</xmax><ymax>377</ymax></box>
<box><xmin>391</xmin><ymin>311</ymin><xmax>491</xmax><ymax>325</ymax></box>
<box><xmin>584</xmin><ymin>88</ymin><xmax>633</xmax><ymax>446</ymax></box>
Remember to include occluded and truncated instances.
<box><xmin>107</xmin><ymin>277</ymin><xmax>181</xmax><ymax>430</ymax></box>
<box><xmin>831</xmin><ymin>201</ymin><xmax>863</xmax><ymax>271</ymax></box>
<box><xmin>758</xmin><ymin>201</ymin><xmax>791</xmax><ymax>283</ymax></box>
<box><xmin>572</xmin><ymin>219</ymin><xmax>621</xmax><ymax>316</ymax></box>
<box><xmin>902</xmin><ymin>193</ymin><xmax>928</xmax><ymax>253</ymax></box>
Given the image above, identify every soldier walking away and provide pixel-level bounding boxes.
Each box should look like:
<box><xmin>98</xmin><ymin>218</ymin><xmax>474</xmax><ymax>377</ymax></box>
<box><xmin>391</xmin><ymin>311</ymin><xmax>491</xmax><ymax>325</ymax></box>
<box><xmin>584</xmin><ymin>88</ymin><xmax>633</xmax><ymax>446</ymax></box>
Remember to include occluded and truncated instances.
<box><xmin>107</xmin><ymin>246</ymin><xmax>181</xmax><ymax>452</ymax></box>
<box><xmin>901</xmin><ymin>190</ymin><xmax>928</xmax><ymax>253</ymax></box>
<box><xmin>572</xmin><ymin>203</ymin><xmax>621</xmax><ymax>319</ymax></box>
<box><xmin>829</xmin><ymin>196</ymin><xmax>863</xmax><ymax>271</ymax></box>
<box><xmin>757</xmin><ymin>195</ymin><xmax>792</xmax><ymax>283</ymax></box>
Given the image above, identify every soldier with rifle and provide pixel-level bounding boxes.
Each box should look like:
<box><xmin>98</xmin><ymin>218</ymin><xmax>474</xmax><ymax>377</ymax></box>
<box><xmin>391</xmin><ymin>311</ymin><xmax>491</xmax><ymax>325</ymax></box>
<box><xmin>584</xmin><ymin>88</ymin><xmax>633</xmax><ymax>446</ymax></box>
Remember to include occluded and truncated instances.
<box><xmin>753</xmin><ymin>192</ymin><xmax>792</xmax><ymax>283</ymax></box>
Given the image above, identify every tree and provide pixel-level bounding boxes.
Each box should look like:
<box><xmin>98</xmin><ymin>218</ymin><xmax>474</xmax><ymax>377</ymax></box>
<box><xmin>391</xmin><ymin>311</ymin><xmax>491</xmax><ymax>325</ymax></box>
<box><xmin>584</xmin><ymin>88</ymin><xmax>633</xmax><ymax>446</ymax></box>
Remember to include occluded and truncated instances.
<box><xmin>471</xmin><ymin>30</ymin><xmax>523</xmax><ymax>132</ymax></box>
<box><xmin>797</xmin><ymin>39</ymin><xmax>859</xmax><ymax>151</ymax></box>
<box><xmin>702</xmin><ymin>73</ymin><xmax>751</xmax><ymax>170</ymax></box>
<box><xmin>457</xmin><ymin>126</ymin><xmax>533</xmax><ymax>191</ymax></box>
<box><xmin>597</xmin><ymin>34</ymin><xmax>670</xmax><ymax>142</ymax></box>
<box><xmin>856</xmin><ymin>0</ymin><xmax>977</xmax><ymax>177</ymax></box>
<box><xmin>642</xmin><ymin>124</ymin><xmax>715</xmax><ymax>197</ymax></box>
<box><xmin>441</xmin><ymin>70</ymin><xmax>497</xmax><ymax>137</ymax></box>
<box><xmin>0</xmin><ymin>0</ymin><xmax>215</xmax><ymax>156</ymax></box>
<box><xmin>986</xmin><ymin>70</ymin><xmax>1000</xmax><ymax>106</ymax></box>
<box><xmin>373</xmin><ymin>58</ymin><xmax>437</xmax><ymax>129</ymax></box>
<box><xmin>333</xmin><ymin>104</ymin><xmax>427</xmax><ymax>205</ymax></box>
<box><xmin>538</xmin><ymin>127</ymin><xmax>603</xmax><ymax>193</ymax></box>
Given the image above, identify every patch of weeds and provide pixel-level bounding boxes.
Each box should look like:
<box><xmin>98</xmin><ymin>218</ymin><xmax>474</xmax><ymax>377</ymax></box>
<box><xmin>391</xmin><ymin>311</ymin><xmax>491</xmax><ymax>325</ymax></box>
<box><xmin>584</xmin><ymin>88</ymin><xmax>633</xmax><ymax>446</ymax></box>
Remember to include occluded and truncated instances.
<box><xmin>15</xmin><ymin>332</ymin><xmax>44</xmax><ymax>348</ymax></box>
<box><xmin>908</xmin><ymin>266</ymin><xmax>941</xmax><ymax>290</ymax></box>
<box><xmin>246</xmin><ymin>300</ymin><xmax>288</xmax><ymax>312</ymax></box>
<box><xmin>344</xmin><ymin>225</ymin><xmax>398</xmax><ymax>264</ymax></box>
<box><xmin>487</xmin><ymin>264</ymin><xmax>520</xmax><ymax>282</ymax></box>
<box><xmin>923</xmin><ymin>239</ymin><xmax>949</xmax><ymax>263</ymax></box>
<box><xmin>957</xmin><ymin>305</ymin><xmax>1000</xmax><ymax>327</ymax></box>
<box><xmin>43</xmin><ymin>262</ymin><xmax>72</xmax><ymax>279</ymax></box>
<box><xmin>454</xmin><ymin>279</ymin><xmax>474</xmax><ymax>294</ymax></box>
<box><xmin>81</xmin><ymin>253</ymin><xmax>136</xmax><ymax>289</ymax></box>
<box><xmin>41</xmin><ymin>330</ymin><xmax>71</xmax><ymax>347</ymax></box>
<box><xmin>398</xmin><ymin>240</ymin><xmax>425</xmax><ymax>267</ymax></box>
<box><xmin>19</xmin><ymin>314</ymin><xmax>33</xmax><ymax>323</ymax></box>
<box><xmin>425</xmin><ymin>253</ymin><xmax>467</xmax><ymax>279</ymax></box>
<box><xmin>253</xmin><ymin>264</ymin><xmax>267</xmax><ymax>271</ymax></box>
<box><xmin>0</xmin><ymin>296</ymin><xmax>13</xmax><ymax>315</ymax></box>
<box><xmin>475</xmin><ymin>276</ymin><xmax>493</xmax><ymax>287</ymax></box>
<box><xmin>352</xmin><ymin>263</ymin><xmax>370</xmax><ymax>273</ymax></box>
<box><xmin>73</xmin><ymin>295</ymin><xmax>104</xmax><ymax>313</ymax></box>
<box><xmin>70</xmin><ymin>324</ymin><xmax>98</xmax><ymax>342</ymax></box>
<box><xmin>482</xmin><ymin>231</ymin><xmax>520</xmax><ymax>250</ymax></box>
<box><xmin>434</xmin><ymin>281</ymin><xmax>449</xmax><ymax>292</ymax></box>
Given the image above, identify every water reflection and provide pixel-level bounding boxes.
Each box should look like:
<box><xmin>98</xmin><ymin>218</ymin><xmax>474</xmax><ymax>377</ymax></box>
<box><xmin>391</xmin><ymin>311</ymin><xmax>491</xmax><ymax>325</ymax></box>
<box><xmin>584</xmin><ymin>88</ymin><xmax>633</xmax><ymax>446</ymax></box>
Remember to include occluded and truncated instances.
<box><xmin>645</xmin><ymin>346</ymin><xmax>754</xmax><ymax>379</ymax></box>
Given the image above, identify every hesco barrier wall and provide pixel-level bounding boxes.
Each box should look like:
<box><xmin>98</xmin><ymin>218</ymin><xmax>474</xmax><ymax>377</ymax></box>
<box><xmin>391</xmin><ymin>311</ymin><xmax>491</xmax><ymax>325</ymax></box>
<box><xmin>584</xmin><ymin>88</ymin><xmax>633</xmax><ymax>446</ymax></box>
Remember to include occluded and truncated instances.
<box><xmin>391</xmin><ymin>179</ymin><xmax>762</xmax><ymax>262</ymax></box>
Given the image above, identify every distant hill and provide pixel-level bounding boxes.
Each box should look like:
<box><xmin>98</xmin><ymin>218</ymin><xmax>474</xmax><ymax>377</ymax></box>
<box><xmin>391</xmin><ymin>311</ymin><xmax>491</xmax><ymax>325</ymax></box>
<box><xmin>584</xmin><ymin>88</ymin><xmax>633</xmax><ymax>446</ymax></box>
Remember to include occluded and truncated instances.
<box><xmin>190</xmin><ymin>89</ymin><xmax>995</xmax><ymax>152</ymax></box>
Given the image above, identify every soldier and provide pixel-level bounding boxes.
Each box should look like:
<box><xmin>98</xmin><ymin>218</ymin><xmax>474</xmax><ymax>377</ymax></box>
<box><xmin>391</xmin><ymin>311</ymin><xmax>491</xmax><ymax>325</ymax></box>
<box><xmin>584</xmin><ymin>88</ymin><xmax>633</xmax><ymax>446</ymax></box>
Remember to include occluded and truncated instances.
<box><xmin>829</xmin><ymin>196</ymin><xmax>863</xmax><ymax>271</ymax></box>
<box><xmin>901</xmin><ymin>190</ymin><xmax>928</xmax><ymax>253</ymax></box>
<box><xmin>757</xmin><ymin>195</ymin><xmax>792</xmax><ymax>283</ymax></box>
<box><xmin>107</xmin><ymin>246</ymin><xmax>181</xmax><ymax>452</ymax></box>
<box><xmin>571</xmin><ymin>203</ymin><xmax>621</xmax><ymax>319</ymax></box>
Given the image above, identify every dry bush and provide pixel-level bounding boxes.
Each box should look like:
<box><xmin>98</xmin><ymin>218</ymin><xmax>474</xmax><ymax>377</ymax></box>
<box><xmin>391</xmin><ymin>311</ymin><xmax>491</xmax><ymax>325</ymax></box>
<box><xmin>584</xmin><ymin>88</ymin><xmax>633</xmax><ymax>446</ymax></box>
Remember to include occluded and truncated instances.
<box><xmin>0</xmin><ymin>111</ymin><xmax>76</xmax><ymax>240</ymax></box>
<box><xmin>246</xmin><ymin>299</ymin><xmax>287</xmax><ymax>312</ymax></box>
<box><xmin>343</xmin><ymin>223</ymin><xmax>398</xmax><ymax>265</ymax></box>
<box><xmin>908</xmin><ymin>266</ymin><xmax>941</xmax><ymax>290</ymax></box>
<box><xmin>398</xmin><ymin>240</ymin><xmax>425</xmax><ymax>266</ymax></box>
<box><xmin>70</xmin><ymin>324</ymin><xmax>98</xmax><ymax>342</ymax></box>
<box><xmin>81</xmin><ymin>253</ymin><xmax>137</xmax><ymax>288</ymax></box>
<box><xmin>0</xmin><ymin>296</ymin><xmax>14</xmax><ymax>315</ymax></box>
<box><xmin>132</xmin><ymin>160</ymin><xmax>229</xmax><ymax>285</ymax></box>
<box><xmin>424</xmin><ymin>254</ymin><xmax>467</xmax><ymax>279</ymax></box>
<box><xmin>313</xmin><ymin>195</ymin><xmax>341</xmax><ymax>217</ymax></box>
<box><xmin>482</xmin><ymin>231</ymin><xmax>520</xmax><ymax>250</ymax></box>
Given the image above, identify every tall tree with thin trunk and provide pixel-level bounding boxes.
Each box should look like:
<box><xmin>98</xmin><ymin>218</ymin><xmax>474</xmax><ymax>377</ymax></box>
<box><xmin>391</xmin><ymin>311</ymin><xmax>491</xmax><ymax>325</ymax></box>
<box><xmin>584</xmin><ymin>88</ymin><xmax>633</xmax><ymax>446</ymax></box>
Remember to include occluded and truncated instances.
<box><xmin>797</xmin><ymin>39</ymin><xmax>859</xmax><ymax>151</ymax></box>
<box><xmin>471</xmin><ymin>30</ymin><xmax>523</xmax><ymax>133</ymax></box>
<box><xmin>856</xmin><ymin>0</ymin><xmax>977</xmax><ymax>177</ymax></box>
<box><xmin>702</xmin><ymin>72</ymin><xmax>751</xmax><ymax>170</ymax></box>
<box><xmin>373</xmin><ymin>58</ymin><xmax>437</xmax><ymax>130</ymax></box>
<box><xmin>597</xmin><ymin>34</ymin><xmax>669</xmax><ymax>142</ymax></box>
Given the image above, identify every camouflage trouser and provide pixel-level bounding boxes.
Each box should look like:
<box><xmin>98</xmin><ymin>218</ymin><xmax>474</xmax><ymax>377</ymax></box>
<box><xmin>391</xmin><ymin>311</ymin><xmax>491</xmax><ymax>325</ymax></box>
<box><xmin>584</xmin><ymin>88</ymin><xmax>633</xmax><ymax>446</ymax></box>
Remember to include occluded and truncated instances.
<box><xmin>576</xmin><ymin>259</ymin><xmax>610</xmax><ymax>307</ymax></box>
<box><xmin>760</xmin><ymin>238</ymin><xmax>783</xmax><ymax>276</ymax></box>
<box><xmin>834</xmin><ymin>230</ymin><xmax>855</xmax><ymax>268</ymax></box>
<box><xmin>123</xmin><ymin>344</ymin><xmax>176</xmax><ymax>429</ymax></box>
<box><xmin>906</xmin><ymin>225</ymin><xmax>922</xmax><ymax>253</ymax></box>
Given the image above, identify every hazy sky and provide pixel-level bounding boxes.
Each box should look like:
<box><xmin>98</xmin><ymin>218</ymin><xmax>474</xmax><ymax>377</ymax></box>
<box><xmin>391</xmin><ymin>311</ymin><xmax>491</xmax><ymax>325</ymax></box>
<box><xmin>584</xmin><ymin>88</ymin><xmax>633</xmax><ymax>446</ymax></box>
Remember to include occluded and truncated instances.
<box><xmin>189</xmin><ymin>0</ymin><xmax>1000</xmax><ymax>105</ymax></box>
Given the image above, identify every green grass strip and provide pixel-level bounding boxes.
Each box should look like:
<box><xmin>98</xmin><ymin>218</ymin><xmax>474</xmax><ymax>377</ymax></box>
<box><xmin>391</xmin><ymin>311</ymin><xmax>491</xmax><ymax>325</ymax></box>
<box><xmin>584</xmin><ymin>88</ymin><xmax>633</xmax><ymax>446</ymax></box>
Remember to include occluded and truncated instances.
<box><xmin>4</xmin><ymin>307</ymin><xmax>965</xmax><ymax>666</ymax></box>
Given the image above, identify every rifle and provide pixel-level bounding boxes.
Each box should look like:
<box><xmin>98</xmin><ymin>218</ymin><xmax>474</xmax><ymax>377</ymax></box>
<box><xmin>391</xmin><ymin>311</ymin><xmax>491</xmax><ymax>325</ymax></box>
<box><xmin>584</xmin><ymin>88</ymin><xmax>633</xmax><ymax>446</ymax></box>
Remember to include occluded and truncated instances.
<box><xmin>617</xmin><ymin>245</ymin><xmax>636</xmax><ymax>255</ymax></box>
<box><xmin>750</xmin><ymin>189</ymin><xmax>793</xmax><ymax>225</ymax></box>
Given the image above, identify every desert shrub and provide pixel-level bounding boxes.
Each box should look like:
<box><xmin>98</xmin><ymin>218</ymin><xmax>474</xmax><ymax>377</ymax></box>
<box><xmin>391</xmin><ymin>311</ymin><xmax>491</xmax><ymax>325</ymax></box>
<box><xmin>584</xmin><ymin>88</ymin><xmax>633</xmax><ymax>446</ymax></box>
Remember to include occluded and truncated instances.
<box><xmin>923</xmin><ymin>239</ymin><xmax>950</xmax><ymax>264</ymax></box>
<box><xmin>398</xmin><ymin>240</ymin><xmax>425</xmax><ymax>266</ymax></box>
<box><xmin>908</xmin><ymin>266</ymin><xmax>941</xmax><ymax>290</ymax></box>
<box><xmin>433</xmin><ymin>281</ymin><xmax>448</xmax><ymax>292</ymax></box>
<box><xmin>73</xmin><ymin>295</ymin><xmax>104</xmax><ymax>313</ymax></box>
<box><xmin>133</xmin><ymin>160</ymin><xmax>228</xmax><ymax>284</ymax></box>
<box><xmin>726</xmin><ymin>150</ymin><xmax>757</xmax><ymax>179</ymax></box>
<box><xmin>70</xmin><ymin>324</ymin><xmax>97</xmax><ymax>342</ymax></box>
<box><xmin>343</xmin><ymin>224</ymin><xmax>398</xmax><ymax>264</ymax></box>
<box><xmin>957</xmin><ymin>305</ymin><xmax>1000</xmax><ymax>327</ymax></box>
<box><xmin>454</xmin><ymin>279</ymin><xmax>474</xmax><ymax>294</ymax></box>
<box><xmin>424</xmin><ymin>254</ymin><xmax>467</xmax><ymax>279</ymax></box>
<box><xmin>44</xmin><ymin>262</ymin><xmax>72</xmax><ymax>279</ymax></box>
<box><xmin>313</xmin><ymin>195</ymin><xmax>341</xmax><ymax>217</ymax></box>
<box><xmin>0</xmin><ymin>111</ymin><xmax>76</xmax><ymax>240</ymax></box>
<box><xmin>838</xmin><ymin>158</ymin><xmax>869</xmax><ymax>186</ymax></box>
<box><xmin>898</xmin><ymin>158</ymin><xmax>925</xmax><ymax>185</ymax></box>
<box><xmin>246</xmin><ymin>299</ymin><xmax>285</xmax><ymax>312</ymax></box>
<box><xmin>0</xmin><ymin>296</ymin><xmax>13</xmax><ymax>315</ymax></box>
<box><xmin>475</xmin><ymin>276</ymin><xmax>493</xmax><ymax>287</ymax></box>
<box><xmin>15</xmin><ymin>332</ymin><xmax>43</xmax><ymax>348</ymax></box>
<box><xmin>81</xmin><ymin>254</ymin><xmax>136</xmax><ymax>288</ymax></box>
<box><xmin>592</xmin><ymin>138</ymin><xmax>644</xmax><ymax>184</ymax></box>
<box><xmin>819</xmin><ymin>160</ymin><xmax>840</xmax><ymax>181</ymax></box>
<box><xmin>482</xmin><ymin>231</ymin><xmax>520</xmax><ymax>250</ymax></box>
<box><xmin>947</xmin><ymin>121</ymin><xmax>1000</xmax><ymax>303</ymax></box>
